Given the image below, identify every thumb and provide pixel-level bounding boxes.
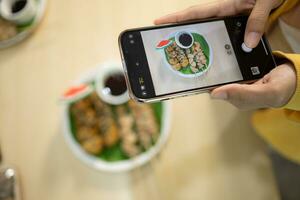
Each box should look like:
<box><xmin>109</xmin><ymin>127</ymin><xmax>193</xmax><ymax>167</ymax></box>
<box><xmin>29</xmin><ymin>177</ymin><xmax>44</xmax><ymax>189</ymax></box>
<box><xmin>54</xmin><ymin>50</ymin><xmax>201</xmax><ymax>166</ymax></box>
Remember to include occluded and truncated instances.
<box><xmin>210</xmin><ymin>83</ymin><xmax>274</xmax><ymax>110</ymax></box>
<box><xmin>244</xmin><ymin>0</ymin><xmax>273</xmax><ymax>48</ymax></box>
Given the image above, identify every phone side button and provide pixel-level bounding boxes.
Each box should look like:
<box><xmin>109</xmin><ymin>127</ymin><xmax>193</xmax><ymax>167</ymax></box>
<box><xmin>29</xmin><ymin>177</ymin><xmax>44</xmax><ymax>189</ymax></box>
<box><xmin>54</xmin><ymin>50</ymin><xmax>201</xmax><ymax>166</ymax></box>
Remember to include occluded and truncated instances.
<box><xmin>121</xmin><ymin>60</ymin><xmax>127</xmax><ymax>72</ymax></box>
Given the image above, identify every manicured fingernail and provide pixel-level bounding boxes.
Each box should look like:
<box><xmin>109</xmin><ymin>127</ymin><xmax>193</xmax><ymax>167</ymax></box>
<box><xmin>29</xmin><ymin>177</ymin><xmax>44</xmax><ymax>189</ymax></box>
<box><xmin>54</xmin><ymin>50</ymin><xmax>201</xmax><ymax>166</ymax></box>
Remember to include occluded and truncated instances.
<box><xmin>211</xmin><ymin>92</ymin><xmax>228</xmax><ymax>100</ymax></box>
<box><xmin>245</xmin><ymin>32</ymin><xmax>260</xmax><ymax>48</ymax></box>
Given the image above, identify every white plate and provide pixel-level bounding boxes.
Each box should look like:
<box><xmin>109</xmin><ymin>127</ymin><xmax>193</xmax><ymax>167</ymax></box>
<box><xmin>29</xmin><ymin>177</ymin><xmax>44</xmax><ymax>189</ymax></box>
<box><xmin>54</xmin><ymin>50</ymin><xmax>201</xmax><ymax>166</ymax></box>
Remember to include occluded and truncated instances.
<box><xmin>0</xmin><ymin>0</ymin><xmax>47</xmax><ymax>49</ymax></box>
<box><xmin>62</xmin><ymin>64</ymin><xmax>172</xmax><ymax>172</ymax></box>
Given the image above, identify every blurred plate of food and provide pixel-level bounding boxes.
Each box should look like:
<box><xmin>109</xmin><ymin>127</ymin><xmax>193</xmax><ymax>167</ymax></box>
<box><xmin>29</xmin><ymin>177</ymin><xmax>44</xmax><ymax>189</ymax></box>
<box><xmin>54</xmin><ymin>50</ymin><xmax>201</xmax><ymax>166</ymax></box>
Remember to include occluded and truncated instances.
<box><xmin>61</xmin><ymin>63</ymin><xmax>171</xmax><ymax>172</ymax></box>
<box><xmin>0</xmin><ymin>0</ymin><xmax>47</xmax><ymax>49</ymax></box>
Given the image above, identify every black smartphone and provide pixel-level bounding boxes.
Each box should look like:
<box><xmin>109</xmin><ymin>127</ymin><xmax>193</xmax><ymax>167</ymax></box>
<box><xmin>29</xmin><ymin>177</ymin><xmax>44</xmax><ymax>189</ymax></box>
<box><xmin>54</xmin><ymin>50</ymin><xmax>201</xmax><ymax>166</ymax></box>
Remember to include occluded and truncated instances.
<box><xmin>119</xmin><ymin>15</ymin><xmax>276</xmax><ymax>103</ymax></box>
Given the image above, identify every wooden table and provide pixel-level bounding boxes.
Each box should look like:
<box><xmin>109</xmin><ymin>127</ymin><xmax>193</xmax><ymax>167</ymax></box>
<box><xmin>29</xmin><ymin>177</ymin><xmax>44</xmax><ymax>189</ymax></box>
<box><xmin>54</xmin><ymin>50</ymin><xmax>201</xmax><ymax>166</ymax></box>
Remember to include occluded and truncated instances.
<box><xmin>0</xmin><ymin>0</ymin><xmax>280</xmax><ymax>199</ymax></box>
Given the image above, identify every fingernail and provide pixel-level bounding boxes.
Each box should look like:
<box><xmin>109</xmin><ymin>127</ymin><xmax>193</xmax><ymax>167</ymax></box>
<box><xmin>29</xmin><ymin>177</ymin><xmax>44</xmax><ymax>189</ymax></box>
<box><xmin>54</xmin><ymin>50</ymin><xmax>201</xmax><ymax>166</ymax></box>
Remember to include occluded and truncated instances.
<box><xmin>211</xmin><ymin>92</ymin><xmax>228</xmax><ymax>100</ymax></box>
<box><xmin>245</xmin><ymin>32</ymin><xmax>260</xmax><ymax>48</ymax></box>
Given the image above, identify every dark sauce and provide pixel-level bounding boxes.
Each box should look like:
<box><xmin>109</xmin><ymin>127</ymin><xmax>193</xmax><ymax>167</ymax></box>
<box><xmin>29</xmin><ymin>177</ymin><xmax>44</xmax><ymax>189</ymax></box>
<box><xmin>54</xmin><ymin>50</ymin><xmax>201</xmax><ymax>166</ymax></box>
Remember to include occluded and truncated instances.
<box><xmin>104</xmin><ymin>73</ymin><xmax>127</xmax><ymax>96</ymax></box>
<box><xmin>179</xmin><ymin>33</ymin><xmax>193</xmax><ymax>47</ymax></box>
<box><xmin>12</xmin><ymin>0</ymin><xmax>27</xmax><ymax>13</ymax></box>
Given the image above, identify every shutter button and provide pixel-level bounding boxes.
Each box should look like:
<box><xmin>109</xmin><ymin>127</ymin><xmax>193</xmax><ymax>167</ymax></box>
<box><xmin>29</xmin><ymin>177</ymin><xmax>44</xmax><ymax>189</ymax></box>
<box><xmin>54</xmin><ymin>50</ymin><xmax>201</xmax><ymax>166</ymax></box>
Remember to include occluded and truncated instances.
<box><xmin>241</xmin><ymin>42</ymin><xmax>252</xmax><ymax>53</ymax></box>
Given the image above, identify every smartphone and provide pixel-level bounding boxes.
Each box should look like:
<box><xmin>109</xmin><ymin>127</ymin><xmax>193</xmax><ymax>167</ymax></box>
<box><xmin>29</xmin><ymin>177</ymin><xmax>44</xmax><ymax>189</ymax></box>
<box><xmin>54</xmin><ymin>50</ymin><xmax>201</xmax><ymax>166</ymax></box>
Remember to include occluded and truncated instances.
<box><xmin>119</xmin><ymin>15</ymin><xmax>276</xmax><ymax>103</ymax></box>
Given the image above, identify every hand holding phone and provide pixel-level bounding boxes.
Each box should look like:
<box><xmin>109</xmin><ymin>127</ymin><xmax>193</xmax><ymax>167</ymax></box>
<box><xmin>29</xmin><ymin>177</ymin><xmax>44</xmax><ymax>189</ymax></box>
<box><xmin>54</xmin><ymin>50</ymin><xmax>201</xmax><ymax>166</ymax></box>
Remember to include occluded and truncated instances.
<box><xmin>153</xmin><ymin>0</ymin><xmax>297</xmax><ymax>110</ymax></box>
<box><xmin>211</xmin><ymin>62</ymin><xmax>297</xmax><ymax>109</ymax></box>
<box><xmin>119</xmin><ymin>16</ymin><xmax>276</xmax><ymax>103</ymax></box>
<box><xmin>154</xmin><ymin>0</ymin><xmax>283</xmax><ymax>48</ymax></box>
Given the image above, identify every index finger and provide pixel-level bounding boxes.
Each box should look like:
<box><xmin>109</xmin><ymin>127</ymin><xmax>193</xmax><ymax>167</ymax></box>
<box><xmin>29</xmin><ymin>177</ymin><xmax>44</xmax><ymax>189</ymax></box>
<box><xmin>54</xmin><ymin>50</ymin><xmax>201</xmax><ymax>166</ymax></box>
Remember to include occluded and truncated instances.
<box><xmin>154</xmin><ymin>0</ymin><xmax>236</xmax><ymax>25</ymax></box>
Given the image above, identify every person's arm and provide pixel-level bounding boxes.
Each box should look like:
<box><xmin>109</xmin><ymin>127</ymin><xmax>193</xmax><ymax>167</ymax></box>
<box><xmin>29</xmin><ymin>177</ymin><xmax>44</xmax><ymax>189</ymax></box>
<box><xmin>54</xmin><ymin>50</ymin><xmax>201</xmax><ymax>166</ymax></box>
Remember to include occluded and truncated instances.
<box><xmin>277</xmin><ymin>53</ymin><xmax>300</xmax><ymax>122</ymax></box>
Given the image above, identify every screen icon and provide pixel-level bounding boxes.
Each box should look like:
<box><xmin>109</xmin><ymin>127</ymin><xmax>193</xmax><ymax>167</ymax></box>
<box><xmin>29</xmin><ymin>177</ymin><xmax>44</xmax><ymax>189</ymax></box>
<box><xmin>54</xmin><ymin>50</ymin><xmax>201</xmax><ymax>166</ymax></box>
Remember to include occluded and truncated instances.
<box><xmin>251</xmin><ymin>66</ymin><xmax>260</xmax><ymax>75</ymax></box>
<box><xmin>225</xmin><ymin>44</ymin><xmax>232</xmax><ymax>55</ymax></box>
<box><xmin>139</xmin><ymin>77</ymin><xmax>144</xmax><ymax>85</ymax></box>
<box><xmin>142</xmin><ymin>91</ymin><xmax>147</xmax><ymax>96</ymax></box>
<box><xmin>225</xmin><ymin>44</ymin><xmax>231</xmax><ymax>50</ymax></box>
<box><xmin>236</xmin><ymin>21</ymin><xmax>242</xmax><ymax>28</ymax></box>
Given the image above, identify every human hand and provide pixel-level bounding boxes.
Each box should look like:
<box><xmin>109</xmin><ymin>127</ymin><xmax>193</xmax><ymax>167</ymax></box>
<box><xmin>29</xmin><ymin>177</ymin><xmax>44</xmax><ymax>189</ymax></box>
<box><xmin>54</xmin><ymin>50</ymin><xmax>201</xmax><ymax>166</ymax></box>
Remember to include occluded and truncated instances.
<box><xmin>154</xmin><ymin>0</ymin><xmax>283</xmax><ymax>48</ymax></box>
<box><xmin>210</xmin><ymin>63</ymin><xmax>297</xmax><ymax>110</ymax></box>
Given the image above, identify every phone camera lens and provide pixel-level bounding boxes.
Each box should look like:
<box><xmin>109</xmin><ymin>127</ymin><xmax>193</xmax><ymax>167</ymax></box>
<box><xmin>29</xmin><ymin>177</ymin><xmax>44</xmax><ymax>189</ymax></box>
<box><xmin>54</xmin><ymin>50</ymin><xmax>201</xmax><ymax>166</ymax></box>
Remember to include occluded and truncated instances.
<box><xmin>225</xmin><ymin>44</ymin><xmax>232</xmax><ymax>55</ymax></box>
<box><xmin>130</xmin><ymin>40</ymin><xmax>135</xmax><ymax>44</ymax></box>
<box><xmin>236</xmin><ymin>21</ymin><xmax>242</xmax><ymax>28</ymax></box>
<box><xmin>225</xmin><ymin>44</ymin><xmax>231</xmax><ymax>50</ymax></box>
<box><xmin>129</xmin><ymin>34</ymin><xmax>133</xmax><ymax>39</ymax></box>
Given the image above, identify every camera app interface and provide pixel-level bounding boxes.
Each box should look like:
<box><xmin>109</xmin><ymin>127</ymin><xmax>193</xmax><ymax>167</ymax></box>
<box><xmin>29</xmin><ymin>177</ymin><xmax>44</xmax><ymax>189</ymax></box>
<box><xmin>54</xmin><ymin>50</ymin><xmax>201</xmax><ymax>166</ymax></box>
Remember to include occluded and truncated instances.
<box><xmin>140</xmin><ymin>21</ymin><xmax>243</xmax><ymax>96</ymax></box>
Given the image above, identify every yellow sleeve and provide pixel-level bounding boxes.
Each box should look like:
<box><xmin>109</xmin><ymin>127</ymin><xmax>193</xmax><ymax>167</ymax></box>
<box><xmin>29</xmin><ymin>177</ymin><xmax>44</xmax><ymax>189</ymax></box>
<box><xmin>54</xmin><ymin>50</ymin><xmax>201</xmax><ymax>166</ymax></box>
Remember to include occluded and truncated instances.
<box><xmin>273</xmin><ymin>51</ymin><xmax>300</xmax><ymax>122</ymax></box>
<box><xmin>268</xmin><ymin>0</ymin><xmax>300</xmax><ymax>30</ymax></box>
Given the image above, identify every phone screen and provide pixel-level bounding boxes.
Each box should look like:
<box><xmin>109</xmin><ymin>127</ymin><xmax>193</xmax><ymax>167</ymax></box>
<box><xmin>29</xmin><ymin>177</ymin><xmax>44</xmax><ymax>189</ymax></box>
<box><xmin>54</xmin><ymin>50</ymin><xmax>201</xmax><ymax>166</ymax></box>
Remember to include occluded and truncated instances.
<box><xmin>141</xmin><ymin>20</ymin><xmax>242</xmax><ymax>96</ymax></box>
<box><xmin>120</xmin><ymin>16</ymin><xmax>276</xmax><ymax>100</ymax></box>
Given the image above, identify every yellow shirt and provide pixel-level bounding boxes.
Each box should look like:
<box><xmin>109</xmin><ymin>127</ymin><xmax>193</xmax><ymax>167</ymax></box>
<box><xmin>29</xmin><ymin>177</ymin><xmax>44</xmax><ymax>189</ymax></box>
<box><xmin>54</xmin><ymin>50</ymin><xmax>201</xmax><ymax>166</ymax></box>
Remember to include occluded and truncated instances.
<box><xmin>252</xmin><ymin>0</ymin><xmax>300</xmax><ymax>163</ymax></box>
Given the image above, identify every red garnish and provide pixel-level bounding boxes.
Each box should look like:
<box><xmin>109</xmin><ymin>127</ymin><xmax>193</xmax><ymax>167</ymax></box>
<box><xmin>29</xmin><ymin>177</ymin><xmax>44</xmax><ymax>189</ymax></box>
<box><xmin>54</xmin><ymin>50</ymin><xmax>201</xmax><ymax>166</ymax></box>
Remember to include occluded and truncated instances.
<box><xmin>63</xmin><ymin>84</ymin><xmax>88</xmax><ymax>98</ymax></box>
<box><xmin>156</xmin><ymin>40</ymin><xmax>171</xmax><ymax>48</ymax></box>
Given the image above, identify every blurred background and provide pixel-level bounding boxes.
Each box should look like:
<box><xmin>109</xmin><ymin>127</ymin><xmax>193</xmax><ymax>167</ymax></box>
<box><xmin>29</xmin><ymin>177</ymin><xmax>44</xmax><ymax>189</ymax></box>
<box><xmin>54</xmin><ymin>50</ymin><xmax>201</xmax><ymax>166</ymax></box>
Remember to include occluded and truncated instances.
<box><xmin>0</xmin><ymin>0</ymin><xmax>280</xmax><ymax>199</ymax></box>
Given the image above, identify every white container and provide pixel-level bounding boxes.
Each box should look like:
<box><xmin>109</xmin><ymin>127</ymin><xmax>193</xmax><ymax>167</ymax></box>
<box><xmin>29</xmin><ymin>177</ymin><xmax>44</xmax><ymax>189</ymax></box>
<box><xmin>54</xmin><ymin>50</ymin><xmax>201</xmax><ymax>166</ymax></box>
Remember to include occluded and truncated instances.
<box><xmin>0</xmin><ymin>0</ymin><xmax>37</xmax><ymax>25</ymax></box>
<box><xmin>0</xmin><ymin>0</ymin><xmax>47</xmax><ymax>49</ymax></box>
<box><xmin>175</xmin><ymin>31</ymin><xmax>194</xmax><ymax>49</ymax></box>
<box><xmin>95</xmin><ymin>63</ymin><xmax>130</xmax><ymax>105</ymax></box>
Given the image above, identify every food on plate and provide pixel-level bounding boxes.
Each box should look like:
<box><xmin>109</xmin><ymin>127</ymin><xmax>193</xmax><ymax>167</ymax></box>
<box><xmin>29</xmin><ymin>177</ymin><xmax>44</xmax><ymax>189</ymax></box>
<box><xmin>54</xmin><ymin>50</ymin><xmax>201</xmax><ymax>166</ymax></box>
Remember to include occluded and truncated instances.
<box><xmin>81</xmin><ymin>134</ymin><xmax>103</xmax><ymax>154</ymax></box>
<box><xmin>0</xmin><ymin>18</ymin><xmax>17</xmax><ymax>41</ymax></box>
<box><xmin>69</xmin><ymin>91</ymin><xmax>162</xmax><ymax>161</ymax></box>
<box><xmin>128</xmin><ymin>100</ymin><xmax>159</xmax><ymax>149</ymax></box>
<box><xmin>165</xmin><ymin>41</ymin><xmax>207</xmax><ymax>73</ymax></box>
<box><xmin>159</xmin><ymin>32</ymin><xmax>210</xmax><ymax>75</ymax></box>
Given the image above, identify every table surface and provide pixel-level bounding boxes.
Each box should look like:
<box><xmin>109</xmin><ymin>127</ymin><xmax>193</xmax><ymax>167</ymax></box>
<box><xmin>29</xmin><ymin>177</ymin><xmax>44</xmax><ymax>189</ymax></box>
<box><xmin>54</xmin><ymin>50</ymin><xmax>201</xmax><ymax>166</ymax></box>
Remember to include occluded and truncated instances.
<box><xmin>0</xmin><ymin>0</ymin><xmax>280</xmax><ymax>199</ymax></box>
